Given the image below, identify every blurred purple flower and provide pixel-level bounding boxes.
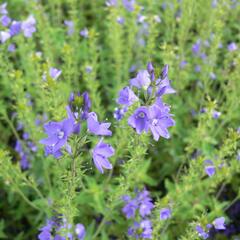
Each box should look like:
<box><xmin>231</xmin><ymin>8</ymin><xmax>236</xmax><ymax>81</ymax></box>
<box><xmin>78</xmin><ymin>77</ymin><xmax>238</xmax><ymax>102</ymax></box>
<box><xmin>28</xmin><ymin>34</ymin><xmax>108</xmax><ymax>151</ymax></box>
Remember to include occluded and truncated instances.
<box><xmin>212</xmin><ymin>0</ymin><xmax>218</xmax><ymax>8</ymax></box>
<box><xmin>21</xmin><ymin>15</ymin><xmax>36</xmax><ymax>38</ymax></box>
<box><xmin>85</xmin><ymin>65</ymin><xmax>93</xmax><ymax>73</ymax></box>
<box><xmin>209</xmin><ymin>72</ymin><xmax>216</xmax><ymax>80</ymax></box>
<box><xmin>106</xmin><ymin>0</ymin><xmax>118</xmax><ymax>7</ymax></box>
<box><xmin>195</xmin><ymin>65</ymin><xmax>201</xmax><ymax>72</ymax></box>
<box><xmin>138</xmin><ymin>190</ymin><xmax>154</xmax><ymax>217</ymax></box>
<box><xmin>1</xmin><ymin>15</ymin><xmax>10</xmax><ymax>27</ymax></box>
<box><xmin>92</xmin><ymin>139</ymin><xmax>114</xmax><ymax>173</ymax></box>
<box><xmin>128</xmin><ymin>220</ymin><xmax>152</xmax><ymax>239</ymax></box>
<box><xmin>50</xmin><ymin>67</ymin><xmax>62</xmax><ymax>80</ymax></box>
<box><xmin>196</xmin><ymin>225</ymin><xmax>209</xmax><ymax>239</ymax></box>
<box><xmin>117</xmin><ymin>16</ymin><xmax>125</xmax><ymax>25</ymax></box>
<box><xmin>8</xmin><ymin>43</ymin><xmax>16</xmax><ymax>52</ymax></box>
<box><xmin>80</xmin><ymin>28</ymin><xmax>88</xmax><ymax>38</ymax></box>
<box><xmin>87</xmin><ymin>112</ymin><xmax>112</xmax><ymax>136</ymax></box>
<box><xmin>192</xmin><ymin>40</ymin><xmax>201</xmax><ymax>55</ymax></box>
<box><xmin>205</xmin><ymin>165</ymin><xmax>215</xmax><ymax>177</ymax></box>
<box><xmin>0</xmin><ymin>3</ymin><xmax>8</xmax><ymax>15</ymax></box>
<box><xmin>130</xmin><ymin>70</ymin><xmax>151</xmax><ymax>90</ymax></box>
<box><xmin>122</xmin><ymin>0</ymin><xmax>135</xmax><ymax>12</ymax></box>
<box><xmin>40</xmin><ymin>116</ymin><xmax>74</xmax><ymax>156</ymax></box>
<box><xmin>227</xmin><ymin>42</ymin><xmax>237</xmax><ymax>52</ymax></box>
<box><xmin>75</xmin><ymin>224</ymin><xmax>85</xmax><ymax>240</ymax></box>
<box><xmin>213</xmin><ymin>217</ymin><xmax>226</xmax><ymax>230</ymax></box>
<box><xmin>179</xmin><ymin>60</ymin><xmax>187</xmax><ymax>69</ymax></box>
<box><xmin>212</xmin><ymin>110</ymin><xmax>221</xmax><ymax>119</ymax></box>
<box><xmin>128</xmin><ymin>106</ymin><xmax>149</xmax><ymax>134</ymax></box>
<box><xmin>148</xmin><ymin>103</ymin><xmax>175</xmax><ymax>141</ymax></box>
<box><xmin>160</xmin><ymin>208</ymin><xmax>171</xmax><ymax>220</ymax></box>
<box><xmin>0</xmin><ymin>30</ymin><xmax>10</xmax><ymax>43</ymax></box>
<box><xmin>64</xmin><ymin>20</ymin><xmax>74</xmax><ymax>36</ymax></box>
<box><xmin>122</xmin><ymin>197</ymin><xmax>138</xmax><ymax>219</ymax></box>
<box><xmin>9</xmin><ymin>21</ymin><xmax>21</xmax><ymax>36</ymax></box>
<box><xmin>117</xmin><ymin>86</ymin><xmax>138</xmax><ymax>106</ymax></box>
<box><xmin>113</xmin><ymin>107</ymin><xmax>127</xmax><ymax>121</ymax></box>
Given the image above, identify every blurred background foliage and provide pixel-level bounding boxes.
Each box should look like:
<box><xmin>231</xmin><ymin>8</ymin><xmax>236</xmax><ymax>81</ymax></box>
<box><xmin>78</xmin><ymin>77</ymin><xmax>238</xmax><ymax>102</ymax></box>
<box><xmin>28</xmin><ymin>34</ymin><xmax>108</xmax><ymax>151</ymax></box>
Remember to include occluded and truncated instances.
<box><xmin>0</xmin><ymin>0</ymin><xmax>239</xmax><ymax>239</ymax></box>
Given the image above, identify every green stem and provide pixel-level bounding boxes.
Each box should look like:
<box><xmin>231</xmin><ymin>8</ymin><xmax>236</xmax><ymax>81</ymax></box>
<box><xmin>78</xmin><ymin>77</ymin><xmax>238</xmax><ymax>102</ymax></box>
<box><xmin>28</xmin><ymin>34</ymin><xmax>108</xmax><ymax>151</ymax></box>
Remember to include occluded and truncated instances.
<box><xmin>15</xmin><ymin>187</ymin><xmax>41</xmax><ymax>211</ymax></box>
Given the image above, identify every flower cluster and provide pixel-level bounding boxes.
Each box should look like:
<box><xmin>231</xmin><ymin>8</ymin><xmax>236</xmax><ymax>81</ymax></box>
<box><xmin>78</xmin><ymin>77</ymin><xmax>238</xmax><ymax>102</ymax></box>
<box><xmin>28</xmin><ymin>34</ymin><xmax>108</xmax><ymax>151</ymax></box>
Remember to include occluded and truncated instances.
<box><xmin>122</xmin><ymin>189</ymin><xmax>154</xmax><ymax>239</ymax></box>
<box><xmin>40</xmin><ymin>91</ymin><xmax>114</xmax><ymax>174</ymax></box>
<box><xmin>38</xmin><ymin>217</ymin><xmax>85</xmax><ymax>240</ymax></box>
<box><xmin>0</xmin><ymin>2</ymin><xmax>36</xmax><ymax>47</ymax></box>
<box><xmin>106</xmin><ymin>0</ymin><xmax>135</xmax><ymax>11</ymax></box>
<box><xmin>116</xmin><ymin>62</ymin><xmax>175</xmax><ymax>141</ymax></box>
<box><xmin>196</xmin><ymin>217</ymin><xmax>226</xmax><ymax>239</ymax></box>
<box><xmin>15</xmin><ymin>124</ymin><xmax>37</xmax><ymax>170</ymax></box>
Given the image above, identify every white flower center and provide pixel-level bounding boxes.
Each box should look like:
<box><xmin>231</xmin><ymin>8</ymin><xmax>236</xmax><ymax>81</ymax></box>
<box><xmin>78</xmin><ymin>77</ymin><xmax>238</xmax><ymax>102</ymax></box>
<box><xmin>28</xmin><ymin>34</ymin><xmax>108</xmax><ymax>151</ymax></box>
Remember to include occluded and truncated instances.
<box><xmin>152</xmin><ymin>119</ymin><xmax>158</xmax><ymax>126</ymax></box>
<box><xmin>58</xmin><ymin>130</ymin><xmax>65</xmax><ymax>139</ymax></box>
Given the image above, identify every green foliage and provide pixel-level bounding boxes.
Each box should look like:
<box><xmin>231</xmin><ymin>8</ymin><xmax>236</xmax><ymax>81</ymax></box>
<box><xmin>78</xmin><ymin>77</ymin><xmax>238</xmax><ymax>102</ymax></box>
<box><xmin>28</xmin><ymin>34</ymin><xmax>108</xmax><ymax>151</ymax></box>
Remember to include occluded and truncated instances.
<box><xmin>0</xmin><ymin>0</ymin><xmax>239</xmax><ymax>239</ymax></box>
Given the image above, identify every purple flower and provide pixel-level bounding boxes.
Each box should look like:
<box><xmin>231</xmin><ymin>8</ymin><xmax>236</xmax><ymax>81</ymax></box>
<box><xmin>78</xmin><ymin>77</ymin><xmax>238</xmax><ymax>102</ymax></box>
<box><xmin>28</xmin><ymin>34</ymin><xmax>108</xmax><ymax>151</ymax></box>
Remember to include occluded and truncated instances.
<box><xmin>154</xmin><ymin>15</ymin><xmax>161</xmax><ymax>23</ymax></box>
<box><xmin>9</xmin><ymin>21</ymin><xmax>21</xmax><ymax>36</ymax></box>
<box><xmin>117</xmin><ymin>16</ymin><xmax>125</xmax><ymax>25</ymax></box>
<box><xmin>87</xmin><ymin>112</ymin><xmax>112</xmax><ymax>136</ymax></box>
<box><xmin>204</xmin><ymin>160</ymin><xmax>215</xmax><ymax>177</ymax></box>
<box><xmin>15</xmin><ymin>139</ymin><xmax>32</xmax><ymax>170</ymax></box>
<box><xmin>192</xmin><ymin>40</ymin><xmax>201</xmax><ymax>55</ymax></box>
<box><xmin>128</xmin><ymin>106</ymin><xmax>149</xmax><ymax>134</ymax></box>
<box><xmin>21</xmin><ymin>15</ymin><xmax>36</xmax><ymax>38</ymax></box>
<box><xmin>212</xmin><ymin>0</ymin><xmax>218</xmax><ymax>8</ymax></box>
<box><xmin>213</xmin><ymin>217</ymin><xmax>226</xmax><ymax>230</ymax></box>
<box><xmin>179</xmin><ymin>60</ymin><xmax>187</xmax><ymax>69</ymax></box>
<box><xmin>138</xmin><ymin>190</ymin><xmax>154</xmax><ymax>217</ymax></box>
<box><xmin>128</xmin><ymin>220</ymin><xmax>152</xmax><ymax>239</ymax></box>
<box><xmin>66</xmin><ymin>106</ymin><xmax>81</xmax><ymax>134</ymax></box>
<box><xmin>75</xmin><ymin>224</ymin><xmax>85</xmax><ymax>240</ymax></box>
<box><xmin>155</xmin><ymin>65</ymin><xmax>175</xmax><ymax>96</ymax></box>
<box><xmin>237</xmin><ymin>151</ymin><xmax>240</xmax><ymax>161</ymax></box>
<box><xmin>0</xmin><ymin>30</ymin><xmax>10</xmax><ymax>43</ymax></box>
<box><xmin>130</xmin><ymin>70</ymin><xmax>151</xmax><ymax>90</ymax></box>
<box><xmin>117</xmin><ymin>86</ymin><xmax>138</xmax><ymax>106</ymax></box>
<box><xmin>113</xmin><ymin>107</ymin><xmax>127</xmax><ymax>121</ymax></box>
<box><xmin>122</xmin><ymin>189</ymin><xmax>154</xmax><ymax>219</ymax></box>
<box><xmin>92</xmin><ymin>139</ymin><xmax>114</xmax><ymax>173</ymax></box>
<box><xmin>64</xmin><ymin>20</ymin><xmax>74</xmax><ymax>36</ymax></box>
<box><xmin>1</xmin><ymin>15</ymin><xmax>11</xmax><ymax>27</ymax></box>
<box><xmin>156</xmin><ymin>77</ymin><xmax>176</xmax><ymax>96</ymax></box>
<box><xmin>0</xmin><ymin>3</ymin><xmax>8</xmax><ymax>15</ymax></box>
<box><xmin>40</xmin><ymin>116</ymin><xmax>74</xmax><ymax>156</ymax></box>
<box><xmin>195</xmin><ymin>65</ymin><xmax>201</xmax><ymax>72</ymax></box>
<box><xmin>196</xmin><ymin>225</ymin><xmax>209</xmax><ymax>239</ymax></box>
<box><xmin>82</xmin><ymin>92</ymin><xmax>91</xmax><ymax>119</ymax></box>
<box><xmin>212</xmin><ymin>110</ymin><xmax>221</xmax><ymax>119</ymax></box>
<box><xmin>148</xmin><ymin>103</ymin><xmax>175</xmax><ymax>141</ymax></box>
<box><xmin>106</xmin><ymin>0</ymin><xmax>118</xmax><ymax>7</ymax></box>
<box><xmin>205</xmin><ymin>165</ymin><xmax>215</xmax><ymax>177</ymax></box>
<box><xmin>122</xmin><ymin>0</ymin><xmax>135</xmax><ymax>12</ymax></box>
<box><xmin>38</xmin><ymin>230</ymin><xmax>52</xmax><ymax>240</ymax></box>
<box><xmin>137</xmin><ymin>14</ymin><xmax>146</xmax><ymax>24</ymax></box>
<box><xmin>80</xmin><ymin>28</ymin><xmax>88</xmax><ymax>38</ymax></box>
<box><xmin>8</xmin><ymin>43</ymin><xmax>16</xmax><ymax>52</ymax></box>
<box><xmin>209</xmin><ymin>72</ymin><xmax>216</xmax><ymax>80</ymax></box>
<box><xmin>227</xmin><ymin>42</ymin><xmax>237</xmax><ymax>52</ymax></box>
<box><xmin>38</xmin><ymin>220</ymin><xmax>54</xmax><ymax>240</ymax></box>
<box><xmin>85</xmin><ymin>66</ymin><xmax>93</xmax><ymax>73</ymax></box>
<box><xmin>147</xmin><ymin>62</ymin><xmax>154</xmax><ymax>74</ymax></box>
<box><xmin>122</xmin><ymin>198</ymin><xmax>138</xmax><ymax>219</ymax></box>
<box><xmin>69</xmin><ymin>91</ymin><xmax>91</xmax><ymax>120</ymax></box>
<box><xmin>50</xmin><ymin>67</ymin><xmax>62</xmax><ymax>80</ymax></box>
<box><xmin>160</xmin><ymin>208</ymin><xmax>171</xmax><ymax>220</ymax></box>
<box><xmin>140</xmin><ymin>220</ymin><xmax>152</xmax><ymax>239</ymax></box>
